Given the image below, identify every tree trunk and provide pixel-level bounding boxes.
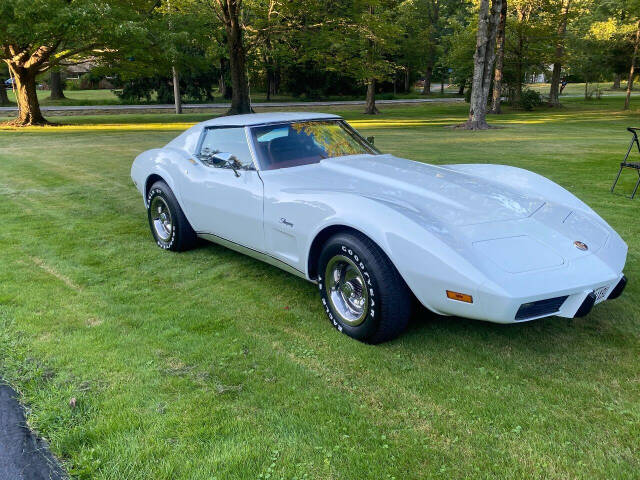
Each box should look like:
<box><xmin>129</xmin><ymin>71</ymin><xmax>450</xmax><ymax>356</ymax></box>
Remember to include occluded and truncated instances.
<box><xmin>458</xmin><ymin>81</ymin><xmax>465</xmax><ymax>95</ymax></box>
<box><xmin>6</xmin><ymin>65</ymin><xmax>47</xmax><ymax>126</ymax></box>
<box><xmin>613</xmin><ymin>73</ymin><xmax>621</xmax><ymax>89</ymax></box>
<box><xmin>266</xmin><ymin>69</ymin><xmax>272</xmax><ymax>101</ymax></box>
<box><xmin>625</xmin><ymin>19</ymin><xmax>640</xmax><ymax>110</ymax></box>
<box><xmin>219</xmin><ymin>58</ymin><xmax>228</xmax><ymax>99</ymax></box>
<box><xmin>584</xmin><ymin>80</ymin><xmax>589</xmax><ymax>99</ymax></box>
<box><xmin>404</xmin><ymin>68</ymin><xmax>410</xmax><ymax>92</ymax></box>
<box><xmin>549</xmin><ymin>0</ymin><xmax>571</xmax><ymax>107</ymax></box>
<box><xmin>514</xmin><ymin>32</ymin><xmax>524</xmax><ymax>104</ymax></box>
<box><xmin>49</xmin><ymin>70</ymin><xmax>66</xmax><ymax>100</ymax></box>
<box><xmin>225</xmin><ymin>3</ymin><xmax>252</xmax><ymax>115</ymax></box>
<box><xmin>0</xmin><ymin>84</ymin><xmax>9</xmax><ymax>106</ymax></box>
<box><xmin>490</xmin><ymin>0</ymin><xmax>507</xmax><ymax>114</ymax></box>
<box><xmin>364</xmin><ymin>79</ymin><xmax>379</xmax><ymax>114</ymax></box>
<box><xmin>172</xmin><ymin>66</ymin><xmax>182</xmax><ymax>114</ymax></box>
<box><xmin>273</xmin><ymin>66</ymin><xmax>280</xmax><ymax>95</ymax></box>
<box><xmin>463</xmin><ymin>0</ymin><xmax>502</xmax><ymax>130</ymax></box>
<box><xmin>422</xmin><ymin>65</ymin><xmax>432</xmax><ymax>95</ymax></box>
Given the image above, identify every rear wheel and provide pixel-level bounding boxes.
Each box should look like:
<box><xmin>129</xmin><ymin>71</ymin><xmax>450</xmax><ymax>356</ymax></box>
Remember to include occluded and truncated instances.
<box><xmin>317</xmin><ymin>231</ymin><xmax>412</xmax><ymax>343</ymax></box>
<box><xmin>147</xmin><ymin>180</ymin><xmax>197</xmax><ymax>251</ymax></box>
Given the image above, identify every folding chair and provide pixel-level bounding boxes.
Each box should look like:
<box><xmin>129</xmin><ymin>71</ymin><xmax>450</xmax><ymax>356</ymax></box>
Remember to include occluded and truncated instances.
<box><xmin>611</xmin><ymin>127</ymin><xmax>640</xmax><ymax>199</ymax></box>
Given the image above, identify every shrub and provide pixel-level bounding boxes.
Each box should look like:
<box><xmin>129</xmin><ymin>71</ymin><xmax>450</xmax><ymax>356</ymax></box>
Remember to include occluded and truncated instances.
<box><xmin>517</xmin><ymin>88</ymin><xmax>543</xmax><ymax>111</ymax></box>
<box><xmin>65</xmin><ymin>78</ymin><xmax>82</xmax><ymax>91</ymax></box>
<box><xmin>585</xmin><ymin>84</ymin><xmax>604</xmax><ymax>100</ymax></box>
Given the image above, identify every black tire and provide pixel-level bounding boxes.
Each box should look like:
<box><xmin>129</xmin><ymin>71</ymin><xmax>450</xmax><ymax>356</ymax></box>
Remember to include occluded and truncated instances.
<box><xmin>317</xmin><ymin>231</ymin><xmax>412</xmax><ymax>344</ymax></box>
<box><xmin>146</xmin><ymin>180</ymin><xmax>197</xmax><ymax>252</ymax></box>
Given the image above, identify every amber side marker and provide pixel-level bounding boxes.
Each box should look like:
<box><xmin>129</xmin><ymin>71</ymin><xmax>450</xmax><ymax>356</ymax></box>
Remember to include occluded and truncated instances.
<box><xmin>446</xmin><ymin>290</ymin><xmax>473</xmax><ymax>303</ymax></box>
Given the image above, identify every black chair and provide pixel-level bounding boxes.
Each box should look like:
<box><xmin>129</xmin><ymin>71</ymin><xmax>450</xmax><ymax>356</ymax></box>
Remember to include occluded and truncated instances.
<box><xmin>611</xmin><ymin>127</ymin><xmax>640</xmax><ymax>199</ymax></box>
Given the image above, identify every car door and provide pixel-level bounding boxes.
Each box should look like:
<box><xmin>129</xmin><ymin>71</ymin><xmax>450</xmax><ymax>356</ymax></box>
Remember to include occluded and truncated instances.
<box><xmin>179</xmin><ymin>126</ymin><xmax>264</xmax><ymax>252</ymax></box>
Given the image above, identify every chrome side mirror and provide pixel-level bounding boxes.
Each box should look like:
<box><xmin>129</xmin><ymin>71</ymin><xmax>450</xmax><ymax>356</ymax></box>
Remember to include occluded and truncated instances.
<box><xmin>204</xmin><ymin>151</ymin><xmax>242</xmax><ymax>176</ymax></box>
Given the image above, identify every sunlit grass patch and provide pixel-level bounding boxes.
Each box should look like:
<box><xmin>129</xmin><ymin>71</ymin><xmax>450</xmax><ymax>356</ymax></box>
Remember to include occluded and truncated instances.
<box><xmin>0</xmin><ymin>122</ymin><xmax>198</xmax><ymax>132</ymax></box>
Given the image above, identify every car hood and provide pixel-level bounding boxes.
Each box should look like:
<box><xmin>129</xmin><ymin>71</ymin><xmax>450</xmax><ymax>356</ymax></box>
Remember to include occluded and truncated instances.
<box><xmin>274</xmin><ymin>154</ymin><xmax>545</xmax><ymax>227</ymax></box>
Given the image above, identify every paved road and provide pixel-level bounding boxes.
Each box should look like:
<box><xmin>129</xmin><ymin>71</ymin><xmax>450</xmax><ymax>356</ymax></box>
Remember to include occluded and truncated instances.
<box><xmin>0</xmin><ymin>97</ymin><xmax>463</xmax><ymax>113</ymax></box>
<box><xmin>0</xmin><ymin>384</ymin><xmax>66</xmax><ymax>480</ymax></box>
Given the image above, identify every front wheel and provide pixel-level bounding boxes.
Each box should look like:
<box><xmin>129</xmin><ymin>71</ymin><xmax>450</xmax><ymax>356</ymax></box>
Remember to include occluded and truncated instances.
<box><xmin>317</xmin><ymin>232</ymin><xmax>412</xmax><ymax>344</ymax></box>
<box><xmin>146</xmin><ymin>180</ymin><xmax>197</xmax><ymax>251</ymax></box>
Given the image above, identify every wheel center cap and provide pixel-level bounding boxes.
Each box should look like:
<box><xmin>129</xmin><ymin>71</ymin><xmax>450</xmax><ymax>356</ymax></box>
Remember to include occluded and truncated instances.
<box><xmin>340</xmin><ymin>281</ymin><xmax>355</xmax><ymax>298</ymax></box>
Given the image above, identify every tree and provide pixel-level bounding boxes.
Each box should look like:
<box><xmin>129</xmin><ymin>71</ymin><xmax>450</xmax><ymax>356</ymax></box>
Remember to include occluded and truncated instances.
<box><xmin>0</xmin><ymin>0</ymin><xmax>150</xmax><ymax>126</ymax></box>
<box><xmin>463</xmin><ymin>0</ymin><xmax>502</xmax><ymax>129</ymax></box>
<box><xmin>210</xmin><ymin>0</ymin><xmax>253</xmax><ymax>114</ymax></box>
<box><xmin>0</xmin><ymin>63</ymin><xmax>9</xmax><ymax>106</ymax></box>
<box><xmin>567</xmin><ymin>34</ymin><xmax>609</xmax><ymax>98</ymax></box>
<box><xmin>548</xmin><ymin>0</ymin><xmax>572</xmax><ymax>106</ymax></box>
<box><xmin>307</xmin><ymin>0</ymin><xmax>398</xmax><ymax>114</ymax></box>
<box><xmin>490</xmin><ymin>0</ymin><xmax>507</xmax><ymax>113</ymax></box>
<box><xmin>502</xmin><ymin>0</ymin><xmax>553</xmax><ymax>105</ymax></box>
<box><xmin>586</xmin><ymin>0</ymin><xmax>640</xmax><ymax>109</ymax></box>
<box><xmin>49</xmin><ymin>70</ymin><xmax>66</xmax><ymax>100</ymax></box>
<box><xmin>352</xmin><ymin>1</ymin><xmax>399</xmax><ymax>114</ymax></box>
<box><xmin>445</xmin><ymin>21</ymin><xmax>477</xmax><ymax>95</ymax></box>
<box><xmin>419</xmin><ymin>0</ymin><xmax>441</xmax><ymax>95</ymax></box>
<box><xmin>625</xmin><ymin>19</ymin><xmax>640</xmax><ymax>109</ymax></box>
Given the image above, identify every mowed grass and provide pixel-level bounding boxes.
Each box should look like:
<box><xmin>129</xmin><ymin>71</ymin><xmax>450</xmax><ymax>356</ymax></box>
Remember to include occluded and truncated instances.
<box><xmin>0</xmin><ymin>99</ymin><xmax>639</xmax><ymax>479</ymax></box>
<box><xmin>2</xmin><ymin>88</ymin><xmax>455</xmax><ymax>107</ymax></box>
<box><xmin>4</xmin><ymin>88</ymin><xmax>122</xmax><ymax>106</ymax></box>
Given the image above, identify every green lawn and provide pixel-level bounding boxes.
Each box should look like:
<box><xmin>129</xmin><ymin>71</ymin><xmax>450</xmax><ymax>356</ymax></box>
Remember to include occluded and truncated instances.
<box><xmin>3</xmin><ymin>83</ymin><xmax>634</xmax><ymax>108</ymax></box>
<box><xmin>0</xmin><ymin>98</ymin><xmax>639</xmax><ymax>479</ymax></box>
<box><xmin>527</xmin><ymin>81</ymin><xmax>638</xmax><ymax>97</ymax></box>
<box><xmin>3</xmin><ymin>88</ymin><xmax>458</xmax><ymax>107</ymax></box>
<box><xmin>5</xmin><ymin>88</ymin><xmax>122</xmax><ymax>106</ymax></box>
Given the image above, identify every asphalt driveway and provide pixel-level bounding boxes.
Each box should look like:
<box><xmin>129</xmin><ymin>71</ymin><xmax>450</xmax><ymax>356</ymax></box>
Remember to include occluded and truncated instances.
<box><xmin>0</xmin><ymin>384</ymin><xmax>66</xmax><ymax>480</ymax></box>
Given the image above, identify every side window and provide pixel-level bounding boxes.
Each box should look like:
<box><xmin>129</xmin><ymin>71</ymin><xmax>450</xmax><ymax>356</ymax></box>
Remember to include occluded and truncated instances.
<box><xmin>199</xmin><ymin>127</ymin><xmax>254</xmax><ymax>168</ymax></box>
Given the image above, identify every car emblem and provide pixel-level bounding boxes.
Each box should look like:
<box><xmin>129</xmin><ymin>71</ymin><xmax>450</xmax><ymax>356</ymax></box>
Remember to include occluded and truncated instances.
<box><xmin>574</xmin><ymin>241</ymin><xmax>588</xmax><ymax>251</ymax></box>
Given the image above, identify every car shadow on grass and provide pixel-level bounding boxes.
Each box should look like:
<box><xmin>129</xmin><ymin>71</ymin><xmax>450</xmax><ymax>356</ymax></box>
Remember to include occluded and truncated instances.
<box><xmin>194</xmin><ymin>240</ymin><xmax>631</xmax><ymax>358</ymax></box>
<box><xmin>406</xmin><ymin>299</ymin><xmax>632</xmax><ymax>355</ymax></box>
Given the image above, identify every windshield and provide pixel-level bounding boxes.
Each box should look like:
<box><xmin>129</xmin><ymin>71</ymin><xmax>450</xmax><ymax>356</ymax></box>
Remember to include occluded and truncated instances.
<box><xmin>250</xmin><ymin>120</ymin><xmax>378</xmax><ymax>170</ymax></box>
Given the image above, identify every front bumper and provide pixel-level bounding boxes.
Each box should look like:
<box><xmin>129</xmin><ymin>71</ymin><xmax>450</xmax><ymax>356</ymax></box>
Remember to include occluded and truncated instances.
<box><xmin>517</xmin><ymin>274</ymin><xmax>627</xmax><ymax>321</ymax></box>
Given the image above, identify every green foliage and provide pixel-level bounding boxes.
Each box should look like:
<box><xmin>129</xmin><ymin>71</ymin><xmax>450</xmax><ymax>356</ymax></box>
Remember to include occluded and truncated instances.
<box><xmin>585</xmin><ymin>83</ymin><xmax>605</xmax><ymax>99</ymax></box>
<box><xmin>115</xmin><ymin>68</ymin><xmax>219</xmax><ymax>103</ymax></box>
<box><xmin>0</xmin><ymin>0</ymin><xmax>154</xmax><ymax>69</ymax></box>
<box><xmin>516</xmin><ymin>87</ymin><xmax>543</xmax><ymax>110</ymax></box>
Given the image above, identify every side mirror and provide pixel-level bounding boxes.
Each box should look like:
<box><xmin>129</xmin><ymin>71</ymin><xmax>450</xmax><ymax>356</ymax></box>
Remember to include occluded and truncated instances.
<box><xmin>209</xmin><ymin>151</ymin><xmax>234</xmax><ymax>164</ymax></box>
<box><xmin>366</xmin><ymin>136</ymin><xmax>375</xmax><ymax>145</ymax></box>
<box><xmin>210</xmin><ymin>152</ymin><xmax>242</xmax><ymax>177</ymax></box>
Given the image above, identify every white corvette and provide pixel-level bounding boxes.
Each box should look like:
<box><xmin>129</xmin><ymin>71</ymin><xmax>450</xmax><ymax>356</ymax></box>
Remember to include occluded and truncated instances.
<box><xmin>131</xmin><ymin>112</ymin><xmax>628</xmax><ymax>343</ymax></box>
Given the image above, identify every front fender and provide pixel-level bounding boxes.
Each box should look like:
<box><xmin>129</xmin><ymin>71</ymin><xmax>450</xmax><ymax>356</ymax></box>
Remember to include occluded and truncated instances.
<box><xmin>298</xmin><ymin>194</ymin><xmax>500</xmax><ymax>315</ymax></box>
<box><xmin>131</xmin><ymin>147</ymin><xmax>192</xmax><ymax>208</ymax></box>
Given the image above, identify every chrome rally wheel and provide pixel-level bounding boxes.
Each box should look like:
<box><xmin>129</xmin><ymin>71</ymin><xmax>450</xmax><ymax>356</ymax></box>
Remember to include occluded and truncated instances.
<box><xmin>317</xmin><ymin>231</ymin><xmax>412</xmax><ymax>344</ymax></box>
<box><xmin>325</xmin><ymin>255</ymin><xmax>368</xmax><ymax>326</ymax></box>
<box><xmin>150</xmin><ymin>196</ymin><xmax>173</xmax><ymax>242</ymax></box>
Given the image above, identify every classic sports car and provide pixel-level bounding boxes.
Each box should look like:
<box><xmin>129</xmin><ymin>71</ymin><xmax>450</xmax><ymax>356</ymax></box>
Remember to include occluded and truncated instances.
<box><xmin>131</xmin><ymin>112</ymin><xmax>628</xmax><ymax>343</ymax></box>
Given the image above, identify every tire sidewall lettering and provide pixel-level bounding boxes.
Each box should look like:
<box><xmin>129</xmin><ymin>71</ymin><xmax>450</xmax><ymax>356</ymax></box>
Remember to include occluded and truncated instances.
<box><xmin>320</xmin><ymin>241</ymin><xmax>377</xmax><ymax>337</ymax></box>
<box><xmin>148</xmin><ymin>189</ymin><xmax>175</xmax><ymax>249</ymax></box>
